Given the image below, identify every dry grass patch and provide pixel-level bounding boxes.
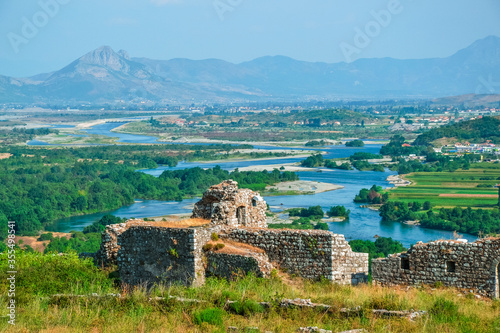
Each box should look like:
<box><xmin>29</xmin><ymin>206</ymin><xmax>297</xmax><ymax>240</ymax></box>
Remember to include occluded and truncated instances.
<box><xmin>204</xmin><ymin>240</ymin><xmax>265</xmax><ymax>256</ymax></box>
<box><xmin>0</xmin><ymin>153</ymin><xmax>12</xmax><ymax>159</ymax></box>
<box><xmin>16</xmin><ymin>232</ymin><xmax>71</xmax><ymax>252</ymax></box>
<box><xmin>127</xmin><ymin>218</ymin><xmax>210</xmax><ymax>229</ymax></box>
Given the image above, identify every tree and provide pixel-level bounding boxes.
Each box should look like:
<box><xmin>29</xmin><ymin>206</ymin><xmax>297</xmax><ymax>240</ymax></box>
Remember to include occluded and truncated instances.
<box><xmin>327</xmin><ymin>206</ymin><xmax>350</xmax><ymax>218</ymax></box>
<box><xmin>349</xmin><ymin>237</ymin><xmax>406</xmax><ymax>269</ymax></box>
<box><xmin>0</xmin><ymin>213</ymin><xmax>8</xmax><ymax>242</ymax></box>
<box><xmin>411</xmin><ymin>201</ymin><xmax>422</xmax><ymax>212</ymax></box>
<box><xmin>301</xmin><ymin>154</ymin><xmax>324</xmax><ymax>167</ymax></box>
<box><xmin>314</xmin><ymin>222</ymin><xmax>329</xmax><ymax>230</ymax></box>
<box><xmin>83</xmin><ymin>215</ymin><xmax>126</xmax><ymax>234</ymax></box>
<box><xmin>345</xmin><ymin>139</ymin><xmax>364</xmax><ymax>147</ymax></box>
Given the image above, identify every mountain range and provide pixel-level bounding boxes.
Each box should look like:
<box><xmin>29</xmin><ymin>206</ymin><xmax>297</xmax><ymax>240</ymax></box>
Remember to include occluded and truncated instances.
<box><xmin>2</xmin><ymin>35</ymin><xmax>500</xmax><ymax>105</ymax></box>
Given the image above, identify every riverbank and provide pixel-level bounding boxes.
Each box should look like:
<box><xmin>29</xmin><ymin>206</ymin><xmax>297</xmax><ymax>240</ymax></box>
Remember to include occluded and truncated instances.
<box><xmin>75</xmin><ymin>119</ymin><xmax>108</xmax><ymax>129</ymax></box>
<box><xmin>386</xmin><ymin>174</ymin><xmax>411</xmax><ymax>187</ymax></box>
<box><xmin>265</xmin><ymin>180</ymin><xmax>344</xmax><ymax>194</ymax></box>
<box><xmin>196</xmin><ymin>154</ymin><xmax>315</xmax><ymax>166</ymax></box>
<box><xmin>237</xmin><ymin>163</ymin><xmax>313</xmax><ymax>172</ymax></box>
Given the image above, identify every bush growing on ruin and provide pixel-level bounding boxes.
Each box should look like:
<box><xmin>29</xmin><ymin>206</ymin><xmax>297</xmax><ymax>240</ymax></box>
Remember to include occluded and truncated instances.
<box><xmin>168</xmin><ymin>248</ymin><xmax>179</xmax><ymax>258</ymax></box>
<box><xmin>203</xmin><ymin>244</ymin><xmax>213</xmax><ymax>251</ymax></box>
<box><xmin>215</xmin><ymin>243</ymin><xmax>225</xmax><ymax>250</ymax></box>
<box><xmin>211</xmin><ymin>233</ymin><xmax>219</xmax><ymax>241</ymax></box>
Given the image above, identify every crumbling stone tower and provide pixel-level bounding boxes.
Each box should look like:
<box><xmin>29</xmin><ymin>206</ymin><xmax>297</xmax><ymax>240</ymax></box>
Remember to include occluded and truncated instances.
<box><xmin>191</xmin><ymin>180</ymin><xmax>267</xmax><ymax>228</ymax></box>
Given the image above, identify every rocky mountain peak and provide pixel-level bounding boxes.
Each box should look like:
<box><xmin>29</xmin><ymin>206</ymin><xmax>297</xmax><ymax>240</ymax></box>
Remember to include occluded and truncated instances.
<box><xmin>118</xmin><ymin>50</ymin><xmax>130</xmax><ymax>60</ymax></box>
<box><xmin>79</xmin><ymin>46</ymin><xmax>128</xmax><ymax>71</ymax></box>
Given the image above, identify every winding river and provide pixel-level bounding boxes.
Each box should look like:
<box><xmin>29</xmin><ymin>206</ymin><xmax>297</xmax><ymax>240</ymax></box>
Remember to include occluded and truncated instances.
<box><xmin>43</xmin><ymin>122</ymin><xmax>476</xmax><ymax>247</ymax></box>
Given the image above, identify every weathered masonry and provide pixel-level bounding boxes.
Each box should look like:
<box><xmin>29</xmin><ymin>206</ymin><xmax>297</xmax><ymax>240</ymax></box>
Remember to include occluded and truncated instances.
<box><xmin>372</xmin><ymin>238</ymin><xmax>500</xmax><ymax>298</ymax></box>
<box><xmin>87</xmin><ymin>180</ymin><xmax>369</xmax><ymax>287</ymax></box>
<box><xmin>191</xmin><ymin>179</ymin><xmax>267</xmax><ymax>228</ymax></box>
<box><xmin>221</xmin><ymin>228</ymin><xmax>368</xmax><ymax>285</ymax></box>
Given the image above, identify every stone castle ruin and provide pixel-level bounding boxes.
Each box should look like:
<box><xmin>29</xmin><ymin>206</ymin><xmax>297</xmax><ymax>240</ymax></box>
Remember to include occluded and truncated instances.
<box><xmin>191</xmin><ymin>180</ymin><xmax>267</xmax><ymax>228</ymax></box>
<box><xmin>83</xmin><ymin>180</ymin><xmax>500</xmax><ymax>298</ymax></box>
<box><xmin>372</xmin><ymin>238</ymin><xmax>500</xmax><ymax>298</ymax></box>
<box><xmin>88</xmin><ymin>180</ymin><xmax>369</xmax><ymax>287</ymax></box>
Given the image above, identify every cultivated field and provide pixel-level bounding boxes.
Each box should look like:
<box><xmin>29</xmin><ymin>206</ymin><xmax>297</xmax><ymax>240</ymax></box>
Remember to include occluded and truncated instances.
<box><xmin>388</xmin><ymin>166</ymin><xmax>500</xmax><ymax>208</ymax></box>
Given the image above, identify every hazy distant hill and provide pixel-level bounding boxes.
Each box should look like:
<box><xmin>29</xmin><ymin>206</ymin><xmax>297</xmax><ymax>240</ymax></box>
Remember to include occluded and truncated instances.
<box><xmin>432</xmin><ymin>94</ymin><xmax>500</xmax><ymax>106</ymax></box>
<box><xmin>1</xmin><ymin>36</ymin><xmax>500</xmax><ymax>104</ymax></box>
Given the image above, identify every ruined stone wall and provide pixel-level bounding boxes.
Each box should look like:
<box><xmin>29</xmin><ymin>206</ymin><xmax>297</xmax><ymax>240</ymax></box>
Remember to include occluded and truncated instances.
<box><xmin>113</xmin><ymin>222</ymin><xmax>226</xmax><ymax>287</ymax></box>
<box><xmin>92</xmin><ymin>223</ymin><xmax>128</xmax><ymax>266</ymax></box>
<box><xmin>192</xmin><ymin>180</ymin><xmax>267</xmax><ymax>228</ymax></box>
<box><xmin>372</xmin><ymin>238</ymin><xmax>500</xmax><ymax>298</ymax></box>
<box><xmin>189</xmin><ymin>224</ymin><xmax>226</xmax><ymax>286</ymax></box>
<box><xmin>326</xmin><ymin>234</ymin><xmax>369</xmax><ymax>285</ymax></box>
<box><xmin>206</xmin><ymin>252</ymin><xmax>271</xmax><ymax>280</ymax></box>
<box><xmin>116</xmin><ymin>226</ymin><xmax>199</xmax><ymax>287</ymax></box>
<box><xmin>221</xmin><ymin>228</ymin><xmax>368</xmax><ymax>284</ymax></box>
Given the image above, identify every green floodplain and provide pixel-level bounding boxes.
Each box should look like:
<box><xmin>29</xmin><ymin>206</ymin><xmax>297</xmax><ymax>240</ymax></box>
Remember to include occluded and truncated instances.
<box><xmin>389</xmin><ymin>165</ymin><xmax>500</xmax><ymax>209</ymax></box>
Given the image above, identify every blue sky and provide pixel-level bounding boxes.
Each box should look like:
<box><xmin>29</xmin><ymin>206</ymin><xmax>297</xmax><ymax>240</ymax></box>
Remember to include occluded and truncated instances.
<box><xmin>0</xmin><ymin>0</ymin><xmax>499</xmax><ymax>77</ymax></box>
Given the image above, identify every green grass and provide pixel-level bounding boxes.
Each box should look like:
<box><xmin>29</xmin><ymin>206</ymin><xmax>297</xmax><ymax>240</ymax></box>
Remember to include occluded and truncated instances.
<box><xmin>1</xmin><ymin>252</ymin><xmax>500</xmax><ymax>332</ymax></box>
<box><xmin>0</xmin><ymin>251</ymin><xmax>115</xmax><ymax>298</ymax></box>
<box><xmin>389</xmin><ymin>167</ymin><xmax>500</xmax><ymax>208</ymax></box>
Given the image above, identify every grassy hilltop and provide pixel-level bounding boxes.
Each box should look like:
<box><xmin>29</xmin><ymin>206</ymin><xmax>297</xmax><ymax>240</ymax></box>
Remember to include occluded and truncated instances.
<box><xmin>1</xmin><ymin>251</ymin><xmax>499</xmax><ymax>332</ymax></box>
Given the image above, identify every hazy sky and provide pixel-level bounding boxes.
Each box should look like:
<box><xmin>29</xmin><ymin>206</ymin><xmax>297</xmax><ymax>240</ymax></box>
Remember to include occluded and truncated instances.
<box><xmin>1</xmin><ymin>0</ymin><xmax>499</xmax><ymax>77</ymax></box>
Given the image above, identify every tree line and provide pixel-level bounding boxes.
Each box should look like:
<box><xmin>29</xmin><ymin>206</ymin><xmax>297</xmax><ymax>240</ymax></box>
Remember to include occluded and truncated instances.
<box><xmin>0</xmin><ymin>147</ymin><xmax>298</xmax><ymax>238</ymax></box>
<box><xmin>301</xmin><ymin>154</ymin><xmax>384</xmax><ymax>172</ymax></box>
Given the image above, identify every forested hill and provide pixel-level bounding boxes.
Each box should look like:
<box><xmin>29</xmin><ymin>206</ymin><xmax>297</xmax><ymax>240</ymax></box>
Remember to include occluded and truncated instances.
<box><xmin>413</xmin><ymin>116</ymin><xmax>500</xmax><ymax>146</ymax></box>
